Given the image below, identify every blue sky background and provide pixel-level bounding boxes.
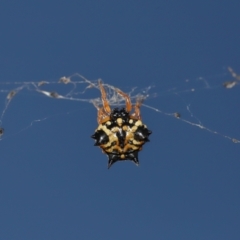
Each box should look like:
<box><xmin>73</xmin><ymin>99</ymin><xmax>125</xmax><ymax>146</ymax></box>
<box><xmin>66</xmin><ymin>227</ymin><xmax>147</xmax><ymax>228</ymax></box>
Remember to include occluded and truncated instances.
<box><xmin>0</xmin><ymin>1</ymin><xmax>240</xmax><ymax>239</ymax></box>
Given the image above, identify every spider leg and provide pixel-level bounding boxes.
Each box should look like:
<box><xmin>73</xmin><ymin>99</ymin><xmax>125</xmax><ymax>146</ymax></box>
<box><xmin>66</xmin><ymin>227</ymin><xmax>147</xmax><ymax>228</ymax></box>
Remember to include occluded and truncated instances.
<box><xmin>97</xmin><ymin>107</ymin><xmax>110</xmax><ymax>124</ymax></box>
<box><xmin>130</xmin><ymin>98</ymin><xmax>142</xmax><ymax>120</ymax></box>
<box><xmin>93</xmin><ymin>81</ymin><xmax>111</xmax><ymax>124</ymax></box>
<box><xmin>99</xmin><ymin>80</ymin><xmax>111</xmax><ymax>115</ymax></box>
<box><xmin>115</xmin><ymin>88</ymin><xmax>132</xmax><ymax>113</ymax></box>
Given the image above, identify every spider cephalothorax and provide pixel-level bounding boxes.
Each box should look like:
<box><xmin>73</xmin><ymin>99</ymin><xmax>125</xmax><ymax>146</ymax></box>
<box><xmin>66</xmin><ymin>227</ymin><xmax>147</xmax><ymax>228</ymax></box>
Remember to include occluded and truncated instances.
<box><xmin>91</xmin><ymin>81</ymin><xmax>152</xmax><ymax>168</ymax></box>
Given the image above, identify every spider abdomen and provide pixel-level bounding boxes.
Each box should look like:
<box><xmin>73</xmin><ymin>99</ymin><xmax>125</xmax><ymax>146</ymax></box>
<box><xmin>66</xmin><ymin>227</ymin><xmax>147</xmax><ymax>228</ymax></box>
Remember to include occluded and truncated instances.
<box><xmin>92</xmin><ymin>108</ymin><xmax>151</xmax><ymax>168</ymax></box>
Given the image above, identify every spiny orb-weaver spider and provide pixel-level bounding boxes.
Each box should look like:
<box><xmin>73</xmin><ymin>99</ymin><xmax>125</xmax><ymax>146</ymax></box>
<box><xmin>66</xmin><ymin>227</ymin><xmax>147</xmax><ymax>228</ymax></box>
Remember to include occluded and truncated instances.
<box><xmin>91</xmin><ymin>81</ymin><xmax>152</xmax><ymax>168</ymax></box>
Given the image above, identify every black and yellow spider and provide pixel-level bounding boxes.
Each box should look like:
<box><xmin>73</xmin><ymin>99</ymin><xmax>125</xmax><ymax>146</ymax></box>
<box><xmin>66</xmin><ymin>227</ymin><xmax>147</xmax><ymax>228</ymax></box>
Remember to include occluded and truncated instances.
<box><xmin>91</xmin><ymin>81</ymin><xmax>152</xmax><ymax>168</ymax></box>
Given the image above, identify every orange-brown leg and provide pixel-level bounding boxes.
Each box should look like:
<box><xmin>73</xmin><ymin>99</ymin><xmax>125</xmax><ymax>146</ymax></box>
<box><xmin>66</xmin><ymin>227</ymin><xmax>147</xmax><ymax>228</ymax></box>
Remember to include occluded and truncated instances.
<box><xmin>130</xmin><ymin>98</ymin><xmax>142</xmax><ymax>120</ymax></box>
<box><xmin>97</xmin><ymin>107</ymin><xmax>110</xmax><ymax>124</ymax></box>
<box><xmin>99</xmin><ymin>80</ymin><xmax>111</xmax><ymax>115</ymax></box>
<box><xmin>92</xmin><ymin>100</ymin><xmax>110</xmax><ymax>124</ymax></box>
<box><xmin>115</xmin><ymin>88</ymin><xmax>132</xmax><ymax>113</ymax></box>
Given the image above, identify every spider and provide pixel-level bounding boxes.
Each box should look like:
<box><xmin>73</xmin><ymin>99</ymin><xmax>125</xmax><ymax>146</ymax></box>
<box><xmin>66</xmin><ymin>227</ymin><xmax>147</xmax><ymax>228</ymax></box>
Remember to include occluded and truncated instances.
<box><xmin>91</xmin><ymin>81</ymin><xmax>152</xmax><ymax>168</ymax></box>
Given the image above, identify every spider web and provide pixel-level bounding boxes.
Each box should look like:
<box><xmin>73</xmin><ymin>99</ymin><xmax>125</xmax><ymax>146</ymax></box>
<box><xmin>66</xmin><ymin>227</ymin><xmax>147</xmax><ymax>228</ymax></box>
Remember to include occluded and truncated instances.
<box><xmin>0</xmin><ymin>67</ymin><xmax>239</xmax><ymax>143</ymax></box>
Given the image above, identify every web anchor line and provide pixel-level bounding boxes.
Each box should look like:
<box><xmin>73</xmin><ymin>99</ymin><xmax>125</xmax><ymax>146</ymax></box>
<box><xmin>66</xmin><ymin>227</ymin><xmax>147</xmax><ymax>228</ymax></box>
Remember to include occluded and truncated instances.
<box><xmin>142</xmin><ymin>103</ymin><xmax>240</xmax><ymax>144</ymax></box>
